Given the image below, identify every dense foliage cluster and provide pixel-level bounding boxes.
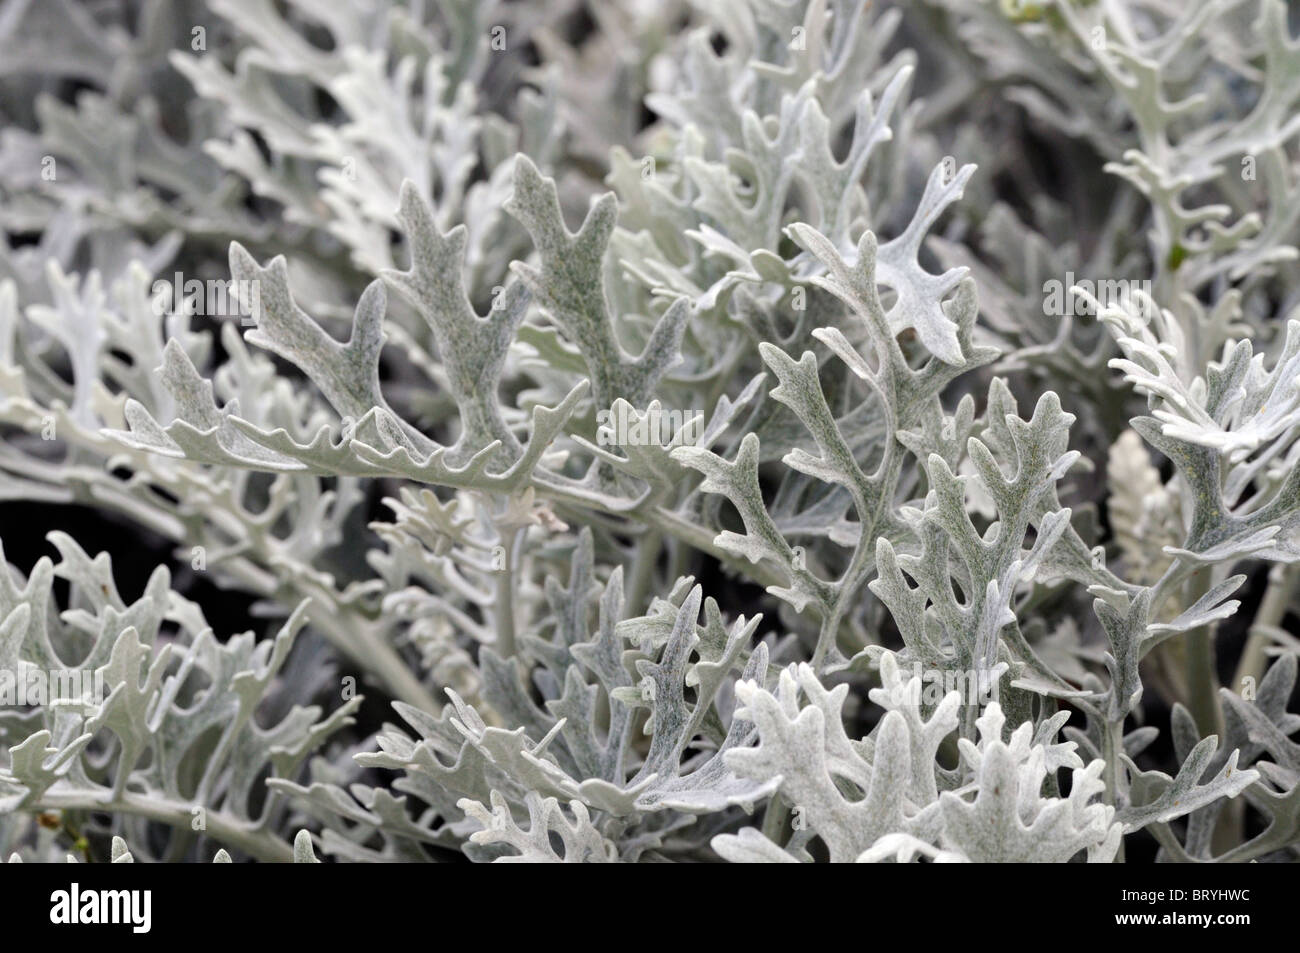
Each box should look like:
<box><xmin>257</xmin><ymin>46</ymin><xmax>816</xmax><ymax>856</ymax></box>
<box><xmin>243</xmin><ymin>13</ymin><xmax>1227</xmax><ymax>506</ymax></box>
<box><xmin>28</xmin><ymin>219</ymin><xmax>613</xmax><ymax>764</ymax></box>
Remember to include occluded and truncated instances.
<box><xmin>1</xmin><ymin>0</ymin><xmax>1299</xmax><ymax>863</ymax></box>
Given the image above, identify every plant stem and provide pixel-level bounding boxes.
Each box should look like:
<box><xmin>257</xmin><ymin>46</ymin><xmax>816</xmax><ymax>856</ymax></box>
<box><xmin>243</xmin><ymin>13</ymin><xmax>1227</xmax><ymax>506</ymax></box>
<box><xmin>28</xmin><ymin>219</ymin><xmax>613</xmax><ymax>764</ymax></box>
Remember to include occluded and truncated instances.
<box><xmin>1101</xmin><ymin>718</ymin><xmax>1127</xmax><ymax>863</ymax></box>
<box><xmin>32</xmin><ymin>793</ymin><xmax>295</xmax><ymax>863</ymax></box>
<box><xmin>493</xmin><ymin>527</ymin><xmax>522</xmax><ymax>658</ymax></box>
<box><xmin>1233</xmin><ymin>563</ymin><xmax>1294</xmax><ymax>693</ymax></box>
<box><xmin>1183</xmin><ymin>569</ymin><xmax>1224</xmax><ymax>740</ymax></box>
<box><xmin>625</xmin><ymin>528</ymin><xmax>662</xmax><ymax>615</ymax></box>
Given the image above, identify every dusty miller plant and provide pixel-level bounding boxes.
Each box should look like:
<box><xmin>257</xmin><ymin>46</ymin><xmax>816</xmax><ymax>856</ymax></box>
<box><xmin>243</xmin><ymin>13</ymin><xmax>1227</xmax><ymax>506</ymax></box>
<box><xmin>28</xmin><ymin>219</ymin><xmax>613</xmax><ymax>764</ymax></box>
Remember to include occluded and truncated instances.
<box><xmin>0</xmin><ymin>0</ymin><xmax>1297</xmax><ymax>863</ymax></box>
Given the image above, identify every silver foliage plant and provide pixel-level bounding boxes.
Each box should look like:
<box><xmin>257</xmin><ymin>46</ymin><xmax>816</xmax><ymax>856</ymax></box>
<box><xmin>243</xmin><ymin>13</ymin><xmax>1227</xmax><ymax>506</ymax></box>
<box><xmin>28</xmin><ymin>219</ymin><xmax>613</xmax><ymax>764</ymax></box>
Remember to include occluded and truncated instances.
<box><xmin>0</xmin><ymin>0</ymin><xmax>1299</xmax><ymax>864</ymax></box>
